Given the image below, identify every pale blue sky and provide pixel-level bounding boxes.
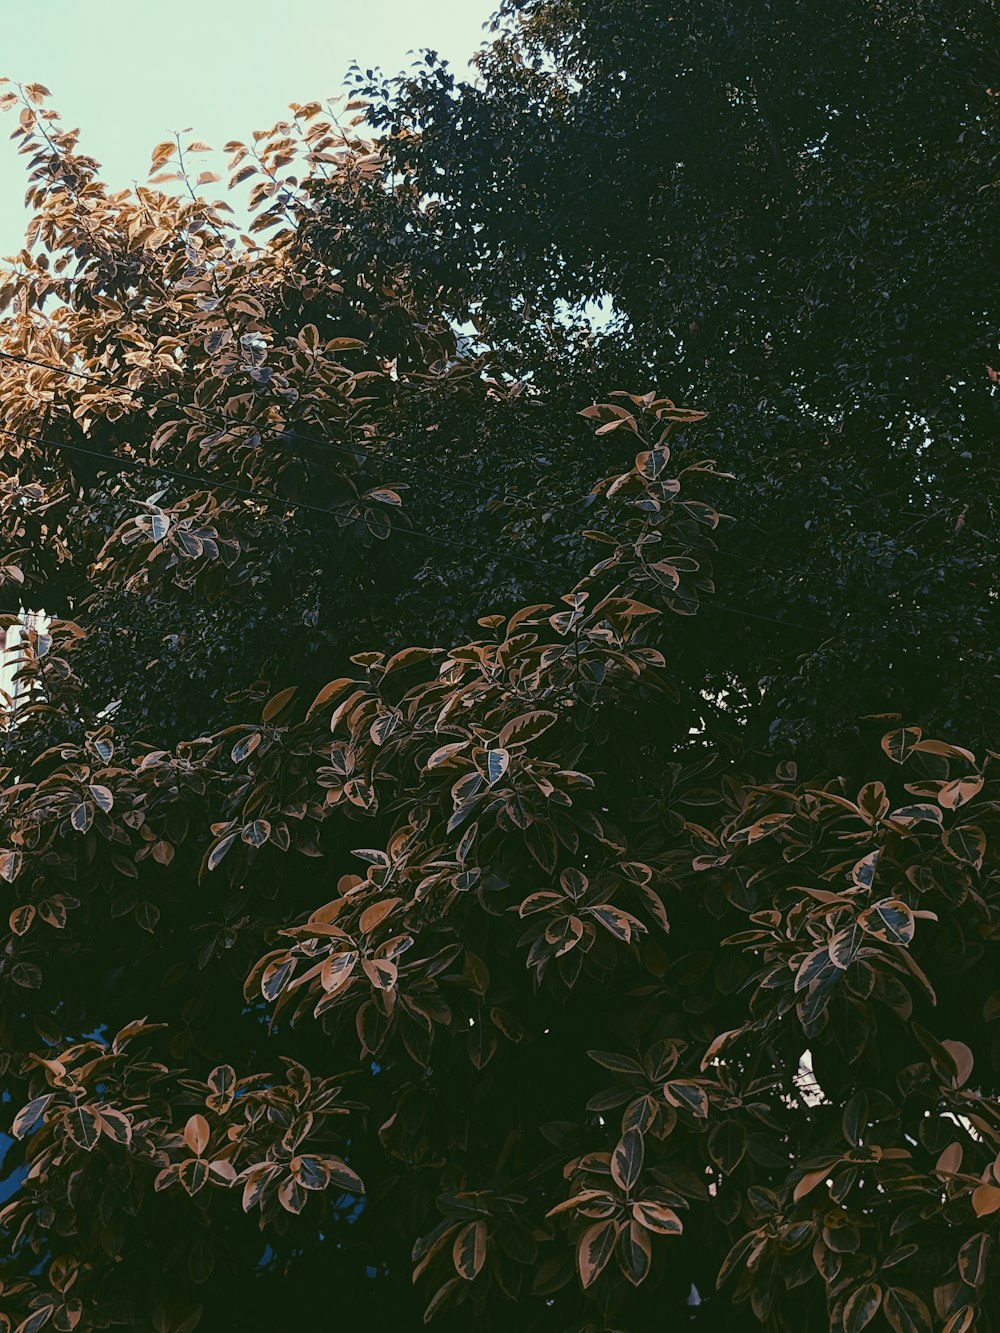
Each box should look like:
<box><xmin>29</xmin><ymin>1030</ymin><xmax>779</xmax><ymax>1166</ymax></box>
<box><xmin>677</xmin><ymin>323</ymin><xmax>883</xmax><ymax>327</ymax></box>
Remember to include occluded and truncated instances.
<box><xmin>0</xmin><ymin>0</ymin><xmax>496</xmax><ymax>256</ymax></box>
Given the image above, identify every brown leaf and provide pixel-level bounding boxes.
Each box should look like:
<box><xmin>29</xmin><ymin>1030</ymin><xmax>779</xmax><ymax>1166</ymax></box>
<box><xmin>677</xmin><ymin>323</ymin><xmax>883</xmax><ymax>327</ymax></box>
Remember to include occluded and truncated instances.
<box><xmin>844</xmin><ymin>1282</ymin><xmax>883</xmax><ymax>1333</ymax></box>
<box><xmin>184</xmin><ymin>1113</ymin><xmax>210</xmax><ymax>1157</ymax></box>
<box><xmin>611</xmin><ymin>1128</ymin><xmax>644</xmax><ymax>1192</ymax></box>
<box><xmin>262</xmin><ymin>685</ymin><xmax>297</xmax><ymax>723</ymax></box>
<box><xmin>577</xmin><ymin>1219</ymin><xmax>618</xmax><ymax>1289</ymax></box>
<box><xmin>452</xmin><ymin>1219</ymin><xmax>487</xmax><ymax>1281</ymax></box>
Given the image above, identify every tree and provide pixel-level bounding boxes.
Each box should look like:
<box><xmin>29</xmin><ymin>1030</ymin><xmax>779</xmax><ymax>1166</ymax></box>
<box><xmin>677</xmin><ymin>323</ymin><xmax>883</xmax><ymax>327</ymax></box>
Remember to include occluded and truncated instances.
<box><xmin>363</xmin><ymin>0</ymin><xmax>1000</xmax><ymax>766</ymax></box>
<box><xmin>1</xmin><ymin>71</ymin><xmax>999</xmax><ymax>1333</ymax></box>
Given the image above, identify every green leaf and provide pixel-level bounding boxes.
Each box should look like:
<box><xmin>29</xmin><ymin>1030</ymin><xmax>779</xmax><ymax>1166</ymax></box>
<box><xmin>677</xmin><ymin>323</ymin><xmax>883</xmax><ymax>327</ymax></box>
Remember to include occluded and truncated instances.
<box><xmin>663</xmin><ymin>1079</ymin><xmax>709</xmax><ymax>1118</ymax></box>
<box><xmin>262</xmin><ymin>685</ymin><xmax>297</xmax><ymax>723</ymax></box>
<box><xmin>11</xmin><ymin>1092</ymin><xmax>53</xmax><ymax>1140</ymax></box>
<box><xmin>206</xmin><ymin>833</ymin><xmax>238</xmax><ymax>872</ymax></box>
<box><xmin>882</xmin><ymin>1288</ymin><xmax>932</xmax><ymax>1333</ymax></box>
<box><xmin>857</xmin><ymin>899</ymin><xmax>915</xmax><ymax>946</ymax></box>
<box><xmin>881</xmin><ymin>727</ymin><xmax>921</xmax><ymax>763</ymax></box>
<box><xmin>611</xmin><ymin>1128</ymin><xmax>644</xmax><ymax>1192</ymax></box>
<box><xmin>843</xmin><ymin>1282</ymin><xmax>882</xmax><ymax>1332</ymax></box>
<box><xmin>64</xmin><ymin>1105</ymin><xmax>102</xmax><ymax>1151</ymax></box>
<box><xmin>485</xmin><ymin>747</ymin><xmax>509</xmax><ymax>786</ymax></box>
<box><xmin>261</xmin><ymin>957</ymin><xmax>294</xmax><ymax>1001</ymax></box>
<box><xmin>616</xmin><ymin>1217</ymin><xmax>652</xmax><ymax>1285</ymax></box>
<box><xmin>453</xmin><ymin>1218</ymin><xmax>487</xmax><ymax>1280</ymax></box>
<box><xmin>632</xmin><ymin>1199</ymin><xmax>683</xmax><ymax>1235</ymax></box>
<box><xmin>326</xmin><ymin>1158</ymin><xmax>364</xmax><ymax>1195</ymax></box>
<box><xmin>943</xmin><ymin>824</ymin><xmax>986</xmax><ymax>869</ymax></box>
<box><xmin>497</xmin><ymin>709</ymin><xmax>558</xmax><ymax>748</ymax></box>
<box><xmin>577</xmin><ymin>1219</ymin><xmax>617</xmax><ymax>1288</ymax></box>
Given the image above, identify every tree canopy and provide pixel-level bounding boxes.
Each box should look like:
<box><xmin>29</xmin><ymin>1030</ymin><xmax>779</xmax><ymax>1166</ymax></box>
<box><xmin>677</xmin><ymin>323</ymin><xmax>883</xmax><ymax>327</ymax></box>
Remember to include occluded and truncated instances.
<box><xmin>365</xmin><ymin>0</ymin><xmax>1000</xmax><ymax>763</ymax></box>
<box><xmin>0</xmin><ymin>6</ymin><xmax>998</xmax><ymax>1330</ymax></box>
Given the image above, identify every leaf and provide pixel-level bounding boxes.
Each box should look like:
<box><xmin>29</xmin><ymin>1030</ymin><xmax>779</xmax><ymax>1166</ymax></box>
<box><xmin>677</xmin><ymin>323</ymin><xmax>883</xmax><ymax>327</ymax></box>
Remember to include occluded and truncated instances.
<box><xmin>617</xmin><ymin>1217</ymin><xmax>652</xmax><ymax>1286</ymax></box>
<box><xmin>941</xmin><ymin>1039</ymin><xmax>974</xmax><ymax>1088</ymax></box>
<box><xmin>632</xmin><ymin>1199</ymin><xmax>683</xmax><ymax>1235</ymax></box>
<box><xmin>663</xmin><ymin>1080</ymin><xmax>709</xmax><ymax>1118</ymax></box>
<box><xmin>708</xmin><ymin>1120</ymin><xmax>748</xmax><ymax>1172</ymax></box>
<box><xmin>326</xmin><ymin>1158</ymin><xmax>364</xmax><ymax>1194</ymax></box>
<box><xmin>453</xmin><ymin>1219</ymin><xmax>487</xmax><ymax>1281</ymax></box>
<box><xmin>292</xmin><ymin>1155</ymin><xmax>331</xmax><ymax>1191</ymax></box>
<box><xmin>89</xmin><ymin>784</ymin><xmax>114</xmax><ymax>812</ymax></box>
<box><xmin>942</xmin><ymin>1308</ymin><xmax>976</xmax><ymax>1333</ymax></box>
<box><xmin>882</xmin><ymin>727</ymin><xmax>921</xmax><ymax>763</ymax></box>
<box><xmin>587</xmin><ymin>1050</ymin><xmax>645</xmax><ymax>1076</ymax></box>
<box><xmin>359</xmin><ymin>897</ymin><xmax>400</xmax><ymax>934</ymax></box>
<box><xmin>241</xmin><ymin>1165</ymin><xmax>275</xmax><ymax>1212</ymax></box>
<box><xmin>882</xmin><ymin>1288</ymin><xmax>932</xmax><ymax>1333</ymax></box>
<box><xmin>11</xmin><ymin>1093</ymin><xmax>53</xmax><ymax>1139</ymax></box>
<box><xmin>720</xmin><ymin>1226</ymin><xmax>757</xmax><ymax>1290</ymax></box>
<box><xmin>486</xmin><ymin>748</ymin><xmax>509</xmax><ymax>786</ymax></box>
<box><xmin>134</xmin><ymin>900</ymin><xmax>160</xmax><ymax>933</ymax></box>
<box><xmin>99</xmin><ymin>1107</ymin><xmax>133</xmax><ymax>1145</ymax></box>
<box><xmin>934</xmin><ymin>1141</ymin><xmax>963</xmax><ymax>1177</ymax></box>
<box><xmin>700</xmin><ymin>1027</ymin><xmax>745</xmax><ymax>1070</ymax></box>
<box><xmin>943</xmin><ymin>825</ymin><xmax>986</xmax><ymax>870</ymax></box>
<box><xmin>362</xmin><ymin>958</ymin><xmax>398</xmax><ymax>990</ymax></box>
<box><xmin>546</xmin><ymin>914</ymin><xmax>584</xmax><ymax>955</ymax></box>
<box><xmin>321</xmin><ymin>951</ymin><xmax>359</xmax><ymax>994</ymax></box>
<box><xmin>792</xmin><ymin>1168</ymin><xmax>830</xmax><ymax>1202</ymax></box>
<box><xmin>242</xmin><ymin>819</ymin><xmax>271</xmax><ymax>847</ymax></box>
<box><xmin>15</xmin><ymin>1310</ymin><xmax>56</xmax><ymax>1333</ymax></box>
<box><xmin>425</xmin><ymin>741</ymin><xmax>469</xmax><ymax>769</ymax></box>
<box><xmin>972</xmin><ymin>1183</ymin><xmax>1000</xmax><ymax>1217</ymax></box>
<box><xmin>278</xmin><ymin>1176</ymin><xmax>308</xmax><ymax>1214</ymax></box>
<box><xmin>261</xmin><ymin>957</ymin><xmax>294</xmax><ymax>1001</ymax></box>
<box><xmin>0</xmin><ymin>848</ymin><xmax>21</xmax><ymax>882</ymax></box>
<box><xmin>184</xmin><ymin>1113</ymin><xmax>210</xmax><ymax>1157</ymax></box>
<box><xmin>423</xmin><ymin>1277</ymin><xmax>460</xmax><ymax>1324</ymax></box>
<box><xmin>829</xmin><ymin>922</ymin><xmax>863</xmax><ymax>969</ymax></box>
<box><xmin>938</xmin><ymin>775</ymin><xmax>984</xmax><ymax>809</ymax></box>
<box><xmin>38</xmin><ymin>899</ymin><xmax>67</xmax><ymax>930</ymax></box>
<box><xmin>857</xmin><ymin>899</ymin><xmax>915</xmax><ymax>946</ymax></box>
<box><xmin>912</xmin><ymin>738</ymin><xmax>977</xmax><ymax>765</ymax></box>
<box><xmin>844</xmin><ymin>1283</ymin><xmax>883</xmax><ymax>1333</ymax></box>
<box><xmin>231</xmin><ymin>732</ymin><xmax>261</xmax><ymax>764</ymax></box>
<box><xmin>206</xmin><ymin>1065</ymin><xmax>237</xmax><ymax>1114</ymax></box>
<box><xmin>206</xmin><ymin>832</ymin><xmax>238</xmax><ymax>872</ymax></box>
<box><xmin>611</xmin><ymin>1128</ymin><xmax>644</xmax><ymax>1192</ymax></box>
<box><xmin>64</xmin><ymin>1105</ymin><xmax>102</xmax><ymax>1151</ymax></box>
<box><xmin>857</xmin><ymin>782</ymin><xmax>889</xmax><ymax>824</ymax></box>
<box><xmin>957</xmin><ymin>1231</ymin><xmax>991</xmax><ymax>1288</ymax></box>
<box><xmin>590</xmin><ymin>904</ymin><xmax>644</xmax><ymax>943</ymax></box>
<box><xmin>546</xmin><ymin>1190</ymin><xmax>608</xmax><ymax>1218</ymax></box>
<box><xmin>851</xmin><ymin>850</ymin><xmax>880</xmax><ymax>889</ymax></box>
<box><xmin>497</xmin><ymin>710</ymin><xmax>558</xmax><ymax>748</ymax></box>
<box><xmin>9</xmin><ymin>903</ymin><xmax>35</xmax><ymax>935</ymax></box>
<box><xmin>179</xmin><ymin>1158</ymin><xmax>210</xmax><ymax>1196</ymax></box>
<box><xmin>577</xmin><ymin>1219</ymin><xmax>617</xmax><ymax>1289</ymax></box>
<box><xmin>841</xmin><ymin>1090</ymin><xmax>869</xmax><ymax>1146</ymax></box>
<box><xmin>261</xmin><ymin>686</ymin><xmax>297</xmax><ymax>723</ymax></box>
